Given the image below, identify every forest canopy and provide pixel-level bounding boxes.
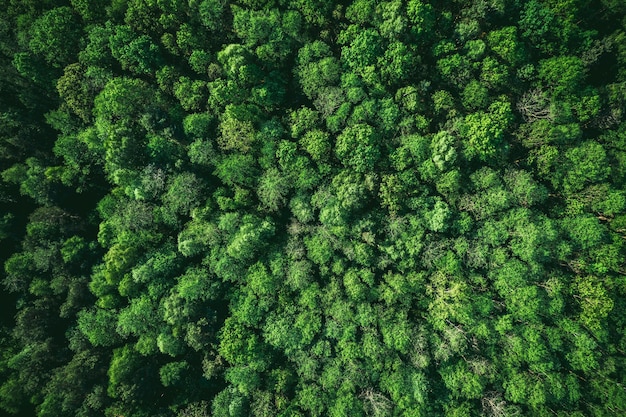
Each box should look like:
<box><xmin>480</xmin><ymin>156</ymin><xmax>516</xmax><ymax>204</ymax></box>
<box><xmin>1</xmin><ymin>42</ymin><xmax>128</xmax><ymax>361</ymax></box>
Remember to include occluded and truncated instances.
<box><xmin>1</xmin><ymin>0</ymin><xmax>626</xmax><ymax>416</ymax></box>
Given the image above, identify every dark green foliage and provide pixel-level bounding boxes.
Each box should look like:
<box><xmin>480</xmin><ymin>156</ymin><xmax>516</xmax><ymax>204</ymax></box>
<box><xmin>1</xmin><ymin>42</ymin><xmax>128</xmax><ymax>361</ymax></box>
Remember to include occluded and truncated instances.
<box><xmin>1</xmin><ymin>1</ymin><xmax>626</xmax><ymax>417</ymax></box>
<box><xmin>28</xmin><ymin>7</ymin><xmax>82</xmax><ymax>67</ymax></box>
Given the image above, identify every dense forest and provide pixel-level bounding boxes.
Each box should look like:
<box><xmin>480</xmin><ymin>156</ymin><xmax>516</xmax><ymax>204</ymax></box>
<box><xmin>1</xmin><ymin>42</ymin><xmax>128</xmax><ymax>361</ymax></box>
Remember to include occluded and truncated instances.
<box><xmin>1</xmin><ymin>0</ymin><xmax>626</xmax><ymax>416</ymax></box>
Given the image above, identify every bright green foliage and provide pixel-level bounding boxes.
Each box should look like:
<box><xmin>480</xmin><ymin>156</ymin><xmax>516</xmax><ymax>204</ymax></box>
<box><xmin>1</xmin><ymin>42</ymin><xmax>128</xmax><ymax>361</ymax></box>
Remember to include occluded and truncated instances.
<box><xmin>300</xmin><ymin>129</ymin><xmax>331</xmax><ymax>162</ymax></box>
<box><xmin>257</xmin><ymin>167</ymin><xmax>290</xmax><ymax>211</ymax></box>
<box><xmin>214</xmin><ymin>154</ymin><xmax>258</xmax><ymax>187</ymax></box>
<box><xmin>163</xmin><ymin>172</ymin><xmax>205</xmax><ymax>215</ymax></box>
<box><xmin>487</xmin><ymin>26</ymin><xmax>524</xmax><ymax>65</ymax></box>
<box><xmin>480</xmin><ymin>57</ymin><xmax>510</xmax><ymax>89</ymax></box>
<box><xmin>227</xmin><ymin>215</ymin><xmax>275</xmax><ymax>261</ymax></box>
<box><xmin>218</xmin><ymin>44</ymin><xmax>261</xmax><ymax>86</ymax></box>
<box><xmin>407</xmin><ymin>0</ymin><xmax>435</xmax><ymax>38</ymax></box>
<box><xmin>78</xmin><ymin>308</ymin><xmax>120</xmax><ymax>347</ymax></box>
<box><xmin>538</xmin><ymin>56</ymin><xmax>585</xmax><ymax>98</ymax></box>
<box><xmin>431</xmin><ymin>131</ymin><xmax>457</xmax><ymax>170</ymax></box>
<box><xmin>174</xmin><ymin>77</ymin><xmax>207</xmax><ymax>112</ymax></box>
<box><xmin>93</xmin><ymin>77</ymin><xmax>160</xmax><ymax>173</ymax></box>
<box><xmin>340</xmin><ymin>26</ymin><xmax>383</xmax><ymax>75</ymax></box>
<box><xmin>574</xmin><ymin>275</ymin><xmax>614</xmax><ymax>333</ymax></box>
<box><xmin>2</xmin><ymin>1</ymin><xmax>626</xmax><ymax>417</ymax></box>
<box><xmin>296</xmin><ymin>41</ymin><xmax>341</xmax><ymax>100</ymax></box>
<box><xmin>335</xmin><ymin>124</ymin><xmax>380</xmax><ymax>173</ymax></box>
<box><xmin>562</xmin><ymin>141</ymin><xmax>610</xmax><ymax>193</ymax></box>
<box><xmin>438</xmin><ymin>54</ymin><xmax>472</xmax><ymax>88</ymax></box>
<box><xmin>218</xmin><ymin>104</ymin><xmax>258</xmax><ymax>152</ymax></box>
<box><xmin>460</xmin><ymin>98</ymin><xmax>513</xmax><ymax>159</ymax></box>
<box><xmin>110</xmin><ymin>25</ymin><xmax>163</xmax><ymax>75</ymax></box>
<box><xmin>461</xmin><ymin>80</ymin><xmax>489</xmax><ymax>111</ymax></box>
<box><xmin>116</xmin><ymin>295</ymin><xmax>159</xmax><ymax>338</ymax></box>
<box><xmin>56</xmin><ymin>63</ymin><xmax>94</xmax><ymax>122</ymax></box>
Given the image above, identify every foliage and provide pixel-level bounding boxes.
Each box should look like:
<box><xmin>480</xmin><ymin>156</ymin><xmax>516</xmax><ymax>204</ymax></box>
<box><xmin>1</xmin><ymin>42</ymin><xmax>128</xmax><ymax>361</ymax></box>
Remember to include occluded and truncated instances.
<box><xmin>1</xmin><ymin>1</ymin><xmax>626</xmax><ymax>417</ymax></box>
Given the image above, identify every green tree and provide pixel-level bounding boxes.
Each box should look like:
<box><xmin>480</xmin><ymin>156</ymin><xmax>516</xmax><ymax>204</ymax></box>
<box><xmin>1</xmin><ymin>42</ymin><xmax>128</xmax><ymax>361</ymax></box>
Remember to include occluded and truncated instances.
<box><xmin>78</xmin><ymin>308</ymin><xmax>120</xmax><ymax>347</ymax></box>
<box><xmin>486</xmin><ymin>26</ymin><xmax>524</xmax><ymax>65</ymax></box>
<box><xmin>459</xmin><ymin>98</ymin><xmax>513</xmax><ymax>160</ymax></box>
<box><xmin>538</xmin><ymin>56</ymin><xmax>585</xmax><ymax>98</ymax></box>
<box><xmin>174</xmin><ymin>77</ymin><xmax>208</xmax><ymax>112</ymax></box>
<box><xmin>160</xmin><ymin>361</ymin><xmax>189</xmax><ymax>387</ymax></box>
<box><xmin>562</xmin><ymin>141</ymin><xmax>610</xmax><ymax>194</ymax></box>
<box><xmin>70</xmin><ymin>0</ymin><xmax>108</xmax><ymax>22</ymax></box>
<box><xmin>93</xmin><ymin>77</ymin><xmax>164</xmax><ymax>174</ymax></box>
<box><xmin>198</xmin><ymin>0</ymin><xmax>227</xmax><ymax>32</ymax></box>
<box><xmin>28</xmin><ymin>7</ymin><xmax>81</xmax><ymax>67</ymax></box>
<box><xmin>437</xmin><ymin>54</ymin><xmax>472</xmax><ymax>89</ymax></box>
<box><xmin>214</xmin><ymin>154</ymin><xmax>258</xmax><ymax>188</ymax></box>
<box><xmin>227</xmin><ymin>215</ymin><xmax>275</xmax><ymax>261</ymax></box>
<box><xmin>257</xmin><ymin>167</ymin><xmax>290</xmax><ymax>212</ymax></box>
<box><xmin>296</xmin><ymin>41</ymin><xmax>341</xmax><ymax>100</ymax></box>
<box><xmin>407</xmin><ymin>0</ymin><xmax>435</xmax><ymax>39</ymax></box>
<box><xmin>110</xmin><ymin>25</ymin><xmax>163</xmax><ymax>75</ymax></box>
<box><xmin>163</xmin><ymin>172</ymin><xmax>206</xmax><ymax>216</ymax></box>
<box><xmin>335</xmin><ymin>124</ymin><xmax>380</xmax><ymax>173</ymax></box>
<box><xmin>218</xmin><ymin>104</ymin><xmax>260</xmax><ymax>152</ymax></box>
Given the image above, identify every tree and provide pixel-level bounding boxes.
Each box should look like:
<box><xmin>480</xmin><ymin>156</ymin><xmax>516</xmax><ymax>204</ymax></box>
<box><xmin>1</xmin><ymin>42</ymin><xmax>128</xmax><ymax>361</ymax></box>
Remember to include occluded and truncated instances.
<box><xmin>340</xmin><ymin>26</ymin><xmax>383</xmax><ymax>75</ymax></box>
<box><xmin>160</xmin><ymin>361</ymin><xmax>189</xmax><ymax>387</ymax></box>
<box><xmin>440</xmin><ymin>361</ymin><xmax>484</xmax><ymax>400</ymax></box>
<box><xmin>28</xmin><ymin>7</ymin><xmax>81</xmax><ymax>67</ymax></box>
<box><xmin>503</xmin><ymin>170</ymin><xmax>547</xmax><ymax>208</ymax></box>
<box><xmin>107</xmin><ymin>345</ymin><xmax>150</xmax><ymax>400</ymax></box>
<box><xmin>218</xmin><ymin>317</ymin><xmax>270</xmax><ymax>371</ymax></box>
<box><xmin>174</xmin><ymin>77</ymin><xmax>208</xmax><ymax>112</ymax></box>
<box><xmin>538</xmin><ymin>56</ymin><xmax>585</xmax><ymax>98</ymax></box>
<box><xmin>300</xmin><ymin>129</ymin><xmax>331</xmax><ymax>162</ymax></box>
<box><xmin>480</xmin><ymin>57</ymin><xmax>509</xmax><ymax>90</ymax></box>
<box><xmin>116</xmin><ymin>294</ymin><xmax>160</xmax><ymax>339</ymax></box>
<box><xmin>430</xmin><ymin>131</ymin><xmax>457</xmax><ymax>171</ymax></box>
<box><xmin>198</xmin><ymin>0</ymin><xmax>228</xmax><ymax>32</ymax></box>
<box><xmin>163</xmin><ymin>172</ymin><xmax>206</xmax><ymax>216</ymax></box>
<box><xmin>561</xmin><ymin>215</ymin><xmax>606</xmax><ymax>252</ymax></box>
<box><xmin>70</xmin><ymin>0</ymin><xmax>108</xmax><ymax>22</ymax></box>
<box><xmin>218</xmin><ymin>44</ymin><xmax>261</xmax><ymax>86</ymax></box>
<box><xmin>562</xmin><ymin>141</ymin><xmax>610</xmax><ymax>194</ymax></box>
<box><xmin>218</xmin><ymin>104</ymin><xmax>260</xmax><ymax>152</ymax></box>
<box><xmin>212</xmin><ymin>387</ymin><xmax>249</xmax><ymax>417</ymax></box>
<box><xmin>178</xmin><ymin>400</ymin><xmax>211</xmax><ymax>417</ymax></box>
<box><xmin>232</xmin><ymin>7</ymin><xmax>295</xmax><ymax>66</ymax></box>
<box><xmin>516</xmin><ymin>89</ymin><xmax>553</xmax><ymax>122</ymax></box>
<box><xmin>110</xmin><ymin>25</ymin><xmax>163</xmax><ymax>75</ymax></box>
<box><xmin>257</xmin><ymin>167</ymin><xmax>290</xmax><ymax>212</ymax></box>
<box><xmin>437</xmin><ymin>54</ymin><xmax>472</xmax><ymax>89</ymax></box>
<box><xmin>78</xmin><ymin>308</ymin><xmax>120</xmax><ymax>347</ymax></box>
<box><xmin>213</xmin><ymin>154</ymin><xmax>258</xmax><ymax>188</ymax></box>
<box><xmin>296</xmin><ymin>41</ymin><xmax>341</xmax><ymax>100</ymax></box>
<box><xmin>459</xmin><ymin>98</ymin><xmax>513</xmax><ymax>160</ymax></box>
<box><xmin>37</xmin><ymin>350</ymin><xmax>103</xmax><ymax>417</ymax></box>
<box><xmin>227</xmin><ymin>215</ymin><xmax>275</xmax><ymax>261</ymax></box>
<box><xmin>93</xmin><ymin>77</ymin><xmax>162</xmax><ymax>174</ymax></box>
<box><xmin>407</xmin><ymin>0</ymin><xmax>435</xmax><ymax>39</ymax></box>
<box><xmin>225</xmin><ymin>365</ymin><xmax>261</xmax><ymax>395</ymax></box>
<box><xmin>335</xmin><ymin>124</ymin><xmax>380</xmax><ymax>173</ymax></box>
<box><xmin>178</xmin><ymin>220</ymin><xmax>218</xmax><ymax>258</ymax></box>
<box><xmin>574</xmin><ymin>275</ymin><xmax>614</xmax><ymax>334</ymax></box>
<box><xmin>461</xmin><ymin>81</ymin><xmax>489</xmax><ymax>112</ymax></box>
<box><xmin>486</xmin><ymin>26</ymin><xmax>524</xmax><ymax>65</ymax></box>
<box><xmin>519</xmin><ymin>0</ymin><xmax>569</xmax><ymax>55</ymax></box>
<box><xmin>56</xmin><ymin>63</ymin><xmax>94</xmax><ymax>123</ymax></box>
